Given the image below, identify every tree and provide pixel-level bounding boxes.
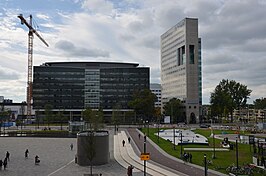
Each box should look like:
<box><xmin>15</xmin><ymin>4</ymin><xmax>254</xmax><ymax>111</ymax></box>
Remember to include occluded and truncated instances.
<box><xmin>44</xmin><ymin>104</ymin><xmax>53</xmax><ymax>128</ymax></box>
<box><xmin>112</xmin><ymin>103</ymin><xmax>123</xmax><ymax>131</ymax></box>
<box><xmin>82</xmin><ymin>107</ymin><xmax>103</xmax><ymax>175</ymax></box>
<box><xmin>128</xmin><ymin>89</ymin><xmax>157</xmax><ymax>121</ymax></box>
<box><xmin>254</xmin><ymin>98</ymin><xmax>266</xmax><ymax>109</ymax></box>
<box><xmin>163</xmin><ymin>98</ymin><xmax>183</xmax><ymax>123</ymax></box>
<box><xmin>210</xmin><ymin>79</ymin><xmax>252</xmax><ymax>122</ymax></box>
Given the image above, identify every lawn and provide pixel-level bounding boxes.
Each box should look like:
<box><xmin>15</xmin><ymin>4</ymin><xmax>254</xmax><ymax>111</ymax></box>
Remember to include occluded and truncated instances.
<box><xmin>141</xmin><ymin>127</ymin><xmax>265</xmax><ymax>175</ymax></box>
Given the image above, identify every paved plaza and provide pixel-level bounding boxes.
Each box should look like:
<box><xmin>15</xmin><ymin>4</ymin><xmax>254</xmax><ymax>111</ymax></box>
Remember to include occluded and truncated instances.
<box><xmin>0</xmin><ymin>135</ymin><xmax>136</xmax><ymax>176</ymax></box>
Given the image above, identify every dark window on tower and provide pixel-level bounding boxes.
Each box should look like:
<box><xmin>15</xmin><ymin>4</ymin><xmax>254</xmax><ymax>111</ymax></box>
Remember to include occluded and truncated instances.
<box><xmin>189</xmin><ymin>45</ymin><xmax>195</xmax><ymax>64</ymax></box>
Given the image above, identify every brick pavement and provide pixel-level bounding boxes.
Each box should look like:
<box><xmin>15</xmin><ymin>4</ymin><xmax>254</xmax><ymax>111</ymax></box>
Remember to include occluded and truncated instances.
<box><xmin>0</xmin><ymin>130</ymin><xmax>144</xmax><ymax>176</ymax></box>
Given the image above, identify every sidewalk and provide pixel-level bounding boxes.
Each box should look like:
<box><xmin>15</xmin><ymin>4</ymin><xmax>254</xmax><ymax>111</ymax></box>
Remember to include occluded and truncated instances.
<box><xmin>127</xmin><ymin>128</ymin><xmax>227</xmax><ymax>176</ymax></box>
<box><xmin>114</xmin><ymin>131</ymin><xmax>186</xmax><ymax>176</ymax></box>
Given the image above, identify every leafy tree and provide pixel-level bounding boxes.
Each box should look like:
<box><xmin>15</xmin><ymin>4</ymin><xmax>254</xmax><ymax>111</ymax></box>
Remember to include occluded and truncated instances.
<box><xmin>82</xmin><ymin>108</ymin><xmax>103</xmax><ymax>131</ymax></box>
<box><xmin>210</xmin><ymin>79</ymin><xmax>252</xmax><ymax>122</ymax></box>
<box><xmin>254</xmin><ymin>98</ymin><xmax>266</xmax><ymax>109</ymax></box>
<box><xmin>128</xmin><ymin>89</ymin><xmax>157</xmax><ymax>121</ymax></box>
<box><xmin>82</xmin><ymin>107</ymin><xmax>103</xmax><ymax>175</ymax></box>
<box><xmin>56</xmin><ymin>110</ymin><xmax>67</xmax><ymax>130</ymax></box>
<box><xmin>44</xmin><ymin>104</ymin><xmax>53</xmax><ymax>128</ymax></box>
<box><xmin>163</xmin><ymin>98</ymin><xmax>183</xmax><ymax>123</ymax></box>
<box><xmin>112</xmin><ymin>103</ymin><xmax>123</xmax><ymax>131</ymax></box>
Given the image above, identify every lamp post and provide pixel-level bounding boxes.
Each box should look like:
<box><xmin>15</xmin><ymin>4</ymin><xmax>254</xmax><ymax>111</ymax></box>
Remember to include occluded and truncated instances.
<box><xmin>180</xmin><ymin>130</ymin><xmax>183</xmax><ymax>157</ymax></box>
<box><xmin>144</xmin><ymin>135</ymin><xmax>147</xmax><ymax>176</ymax></box>
<box><xmin>204</xmin><ymin>154</ymin><xmax>207</xmax><ymax>176</ymax></box>
<box><xmin>236</xmin><ymin>137</ymin><xmax>239</xmax><ymax>169</ymax></box>
<box><xmin>146</xmin><ymin>120</ymin><xmax>149</xmax><ymax>137</ymax></box>
<box><xmin>173</xmin><ymin>126</ymin><xmax>176</xmax><ymax>150</ymax></box>
<box><xmin>213</xmin><ymin>130</ymin><xmax>216</xmax><ymax>159</ymax></box>
<box><xmin>157</xmin><ymin>118</ymin><xmax>160</xmax><ymax>143</ymax></box>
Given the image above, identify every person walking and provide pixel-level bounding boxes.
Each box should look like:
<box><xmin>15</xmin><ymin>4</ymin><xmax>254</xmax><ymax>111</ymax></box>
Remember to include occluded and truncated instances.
<box><xmin>127</xmin><ymin>165</ymin><xmax>134</xmax><ymax>176</ymax></box>
<box><xmin>0</xmin><ymin>159</ymin><xmax>3</xmax><ymax>170</ymax></box>
<box><xmin>70</xmin><ymin>143</ymin><xmax>73</xmax><ymax>151</ymax></box>
<box><xmin>3</xmin><ymin>158</ymin><xmax>7</xmax><ymax>170</ymax></box>
<box><xmin>122</xmin><ymin>140</ymin><xmax>125</xmax><ymax>147</ymax></box>
<box><xmin>138</xmin><ymin>133</ymin><xmax>141</xmax><ymax>139</ymax></box>
<box><xmin>6</xmin><ymin>151</ymin><xmax>10</xmax><ymax>161</ymax></box>
<box><xmin>128</xmin><ymin>137</ymin><xmax>131</xmax><ymax>143</ymax></box>
<box><xmin>25</xmin><ymin>149</ymin><xmax>29</xmax><ymax>158</ymax></box>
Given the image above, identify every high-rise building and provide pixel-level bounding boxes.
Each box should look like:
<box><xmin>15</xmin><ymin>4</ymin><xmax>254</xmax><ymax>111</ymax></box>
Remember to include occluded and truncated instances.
<box><xmin>150</xmin><ymin>83</ymin><xmax>161</xmax><ymax>108</ymax></box>
<box><xmin>32</xmin><ymin>62</ymin><xmax>149</xmax><ymax>121</ymax></box>
<box><xmin>160</xmin><ymin>18</ymin><xmax>202</xmax><ymax>123</ymax></box>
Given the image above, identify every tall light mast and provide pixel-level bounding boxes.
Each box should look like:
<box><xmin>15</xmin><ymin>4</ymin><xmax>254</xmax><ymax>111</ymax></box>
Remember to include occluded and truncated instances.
<box><xmin>18</xmin><ymin>14</ymin><xmax>49</xmax><ymax>118</ymax></box>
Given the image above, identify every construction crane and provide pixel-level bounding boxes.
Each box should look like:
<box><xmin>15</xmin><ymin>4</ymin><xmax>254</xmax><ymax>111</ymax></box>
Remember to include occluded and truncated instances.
<box><xmin>18</xmin><ymin>14</ymin><xmax>49</xmax><ymax>119</ymax></box>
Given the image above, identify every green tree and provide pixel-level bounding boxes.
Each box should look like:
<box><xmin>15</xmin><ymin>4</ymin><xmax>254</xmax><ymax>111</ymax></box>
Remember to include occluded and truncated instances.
<box><xmin>82</xmin><ymin>107</ymin><xmax>103</xmax><ymax>175</ymax></box>
<box><xmin>112</xmin><ymin>104</ymin><xmax>123</xmax><ymax>132</ymax></box>
<box><xmin>254</xmin><ymin>98</ymin><xmax>266</xmax><ymax>109</ymax></box>
<box><xmin>56</xmin><ymin>110</ymin><xmax>67</xmax><ymax>130</ymax></box>
<box><xmin>128</xmin><ymin>89</ymin><xmax>157</xmax><ymax>121</ymax></box>
<box><xmin>44</xmin><ymin>104</ymin><xmax>53</xmax><ymax>128</ymax></box>
<box><xmin>163</xmin><ymin>98</ymin><xmax>183</xmax><ymax>123</ymax></box>
<box><xmin>210</xmin><ymin>79</ymin><xmax>252</xmax><ymax>122</ymax></box>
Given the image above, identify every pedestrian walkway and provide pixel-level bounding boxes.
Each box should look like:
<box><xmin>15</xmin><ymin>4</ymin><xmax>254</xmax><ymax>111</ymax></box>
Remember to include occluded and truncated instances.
<box><xmin>127</xmin><ymin>128</ymin><xmax>227</xmax><ymax>176</ymax></box>
<box><xmin>114</xmin><ymin>130</ymin><xmax>187</xmax><ymax>176</ymax></box>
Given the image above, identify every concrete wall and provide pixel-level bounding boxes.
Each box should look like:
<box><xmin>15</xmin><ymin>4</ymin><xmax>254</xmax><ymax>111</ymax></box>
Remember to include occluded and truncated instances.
<box><xmin>77</xmin><ymin>131</ymin><xmax>109</xmax><ymax>166</ymax></box>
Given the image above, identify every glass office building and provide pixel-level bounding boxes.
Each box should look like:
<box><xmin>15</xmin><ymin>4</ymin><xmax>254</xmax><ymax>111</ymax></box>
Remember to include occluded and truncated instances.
<box><xmin>33</xmin><ymin>62</ymin><xmax>149</xmax><ymax>121</ymax></box>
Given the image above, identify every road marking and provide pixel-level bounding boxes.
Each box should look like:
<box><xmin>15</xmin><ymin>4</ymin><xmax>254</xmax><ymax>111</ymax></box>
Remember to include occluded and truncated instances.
<box><xmin>47</xmin><ymin>159</ymin><xmax>74</xmax><ymax>176</ymax></box>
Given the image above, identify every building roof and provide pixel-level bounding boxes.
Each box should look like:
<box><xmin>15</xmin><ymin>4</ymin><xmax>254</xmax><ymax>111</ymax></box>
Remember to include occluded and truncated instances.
<box><xmin>41</xmin><ymin>62</ymin><xmax>140</xmax><ymax>69</ymax></box>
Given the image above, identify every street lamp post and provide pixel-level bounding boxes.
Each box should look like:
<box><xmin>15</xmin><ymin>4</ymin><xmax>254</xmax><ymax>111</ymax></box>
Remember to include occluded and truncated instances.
<box><xmin>173</xmin><ymin>126</ymin><xmax>176</xmax><ymax>150</ymax></box>
<box><xmin>180</xmin><ymin>130</ymin><xmax>183</xmax><ymax>157</ymax></box>
<box><xmin>213</xmin><ymin>131</ymin><xmax>216</xmax><ymax>159</ymax></box>
<box><xmin>146</xmin><ymin>120</ymin><xmax>149</xmax><ymax>137</ymax></box>
<box><xmin>204</xmin><ymin>154</ymin><xmax>207</xmax><ymax>176</ymax></box>
<box><xmin>236</xmin><ymin>138</ymin><xmax>239</xmax><ymax>169</ymax></box>
<box><xmin>144</xmin><ymin>135</ymin><xmax>147</xmax><ymax>176</ymax></box>
<box><xmin>157</xmin><ymin>119</ymin><xmax>159</xmax><ymax>143</ymax></box>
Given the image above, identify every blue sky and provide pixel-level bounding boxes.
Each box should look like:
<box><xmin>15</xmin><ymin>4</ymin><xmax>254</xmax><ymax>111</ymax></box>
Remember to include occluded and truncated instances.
<box><xmin>0</xmin><ymin>0</ymin><xmax>266</xmax><ymax>104</ymax></box>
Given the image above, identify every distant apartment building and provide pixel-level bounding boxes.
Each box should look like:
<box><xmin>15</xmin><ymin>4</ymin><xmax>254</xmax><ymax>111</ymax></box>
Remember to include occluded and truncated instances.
<box><xmin>150</xmin><ymin>83</ymin><xmax>161</xmax><ymax>108</ymax></box>
<box><xmin>233</xmin><ymin>108</ymin><xmax>265</xmax><ymax>123</ymax></box>
<box><xmin>32</xmin><ymin>62</ymin><xmax>149</xmax><ymax>121</ymax></box>
<box><xmin>161</xmin><ymin>18</ymin><xmax>202</xmax><ymax>123</ymax></box>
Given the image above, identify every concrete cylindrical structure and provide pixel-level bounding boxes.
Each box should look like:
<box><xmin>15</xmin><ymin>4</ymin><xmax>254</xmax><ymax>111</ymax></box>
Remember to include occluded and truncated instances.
<box><xmin>77</xmin><ymin>130</ymin><xmax>109</xmax><ymax>166</ymax></box>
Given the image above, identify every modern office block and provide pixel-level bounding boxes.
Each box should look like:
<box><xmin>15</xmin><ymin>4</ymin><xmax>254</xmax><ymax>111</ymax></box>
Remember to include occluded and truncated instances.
<box><xmin>32</xmin><ymin>62</ymin><xmax>149</xmax><ymax>121</ymax></box>
<box><xmin>161</xmin><ymin>18</ymin><xmax>202</xmax><ymax>123</ymax></box>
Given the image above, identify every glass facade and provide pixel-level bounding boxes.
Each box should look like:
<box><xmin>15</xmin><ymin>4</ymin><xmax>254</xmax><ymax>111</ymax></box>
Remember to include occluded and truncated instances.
<box><xmin>32</xmin><ymin>62</ymin><xmax>149</xmax><ymax>113</ymax></box>
<box><xmin>33</xmin><ymin>66</ymin><xmax>85</xmax><ymax>110</ymax></box>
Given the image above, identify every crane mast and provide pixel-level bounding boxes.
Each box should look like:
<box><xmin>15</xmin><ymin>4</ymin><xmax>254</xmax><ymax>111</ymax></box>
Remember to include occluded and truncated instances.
<box><xmin>18</xmin><ymin>14</ymin><xmax>49</xmax><ymax>119</ymax></box>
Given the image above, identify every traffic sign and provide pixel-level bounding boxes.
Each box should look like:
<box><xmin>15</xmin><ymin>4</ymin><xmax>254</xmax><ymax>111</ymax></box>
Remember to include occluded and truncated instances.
<box><xmin>140</xmin><ymin>153</ymin><xmax>150</xmax><ymax>160</ymax></box>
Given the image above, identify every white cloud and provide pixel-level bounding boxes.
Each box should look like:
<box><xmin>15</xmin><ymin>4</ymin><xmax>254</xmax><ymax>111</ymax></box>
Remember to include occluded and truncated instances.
<box><xmin>81</xmin><ymin>0</ymin><xmax>115</xmax><ymax>15</ymax></box>
<box><xmin>0</xmin><ymin>0</ymin><xmax>266</xmax><ymax>104</ymax></box>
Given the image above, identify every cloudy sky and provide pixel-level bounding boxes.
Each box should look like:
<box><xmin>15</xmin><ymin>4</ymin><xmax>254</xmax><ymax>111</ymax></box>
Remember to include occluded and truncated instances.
<box><xmin>0</xmin><ymin>0</ymin><xmax>265</xmax><ymax>104</ymax></box>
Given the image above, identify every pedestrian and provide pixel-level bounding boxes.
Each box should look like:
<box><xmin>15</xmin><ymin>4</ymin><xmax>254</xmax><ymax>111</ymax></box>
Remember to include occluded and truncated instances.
<box><xmin>0</xmin><ymin>159</ymin><xmax>3</xmax><ymax>170</ymax></box>
<box><xmin>138</xmin><ymin>133</ymin><xmax>141</xmax><ymax>139</ymax></box>
<box><xmin>70</xmin><ymin>143</ymin><xmax>73</xmax><ymax>150</ymax></box>
<box><xmin>189</xmin><ymin>153</ymin><xmax>192</xmax><ymax>163</ymax></box>
<box><xmin>35</xmin><ymin>155</ymin><xmax>40</xmax><ymax>165</ymax></box>
<box><xmin>127</xmin><ymin>165</ymin><xmax>134</xmax><ymax>176</ymax></box>
<box><xmin>6</xmin><ymin>151</ymin><xmax>10</xmax><ymax>161</ymax></box>
<box><xmin>25</xmin><ymin>149</ymin><xmax>29</xmax><ymax>158</ymax></box>
<box><xmin>128</xmin><ymin>137</ymin><xmax>131</xmax><ymax>143</ymax></box>
<box><xmin>3</xmin><ymin>158</ymin><xmax>7</xmax><ymax>170</ymax></box>
<box><xmin>122</xmin><ymin>140</ymin><xmax>125</xmax><ymax>147</ymax></box>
